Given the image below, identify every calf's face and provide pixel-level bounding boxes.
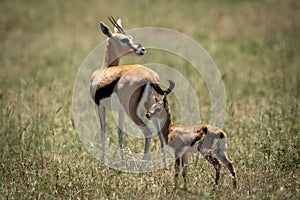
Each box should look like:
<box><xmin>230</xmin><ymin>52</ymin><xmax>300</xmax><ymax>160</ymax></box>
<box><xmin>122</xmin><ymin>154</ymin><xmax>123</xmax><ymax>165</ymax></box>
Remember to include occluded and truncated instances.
<box><xmin>145</xmin><ymin>101</ymin><xmax>165</xmax><ymax>121</ymax></box>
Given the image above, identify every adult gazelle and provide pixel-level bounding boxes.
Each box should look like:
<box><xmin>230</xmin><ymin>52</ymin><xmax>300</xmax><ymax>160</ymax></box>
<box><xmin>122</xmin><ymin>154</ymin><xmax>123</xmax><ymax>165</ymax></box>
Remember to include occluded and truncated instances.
<box><xmin>90</xmin><ymin>17</ymin><xmax>172</xmax><ymax>164</ymax></box>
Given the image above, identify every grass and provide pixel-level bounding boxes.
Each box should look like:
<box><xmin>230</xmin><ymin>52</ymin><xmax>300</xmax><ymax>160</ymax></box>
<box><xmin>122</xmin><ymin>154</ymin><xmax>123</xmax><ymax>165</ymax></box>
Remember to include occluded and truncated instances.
<box><xmin>0</xmin><ymin>0</ymin><xmax>299</xmax><ymax>199</ymax></box>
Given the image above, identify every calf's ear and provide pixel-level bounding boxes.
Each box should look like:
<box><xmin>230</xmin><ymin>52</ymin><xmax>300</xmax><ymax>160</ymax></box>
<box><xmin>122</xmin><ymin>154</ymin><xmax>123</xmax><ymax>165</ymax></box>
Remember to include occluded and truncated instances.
<box><xmin>153</xmin><ymin>95</ymin><xmax>160</xmax><ymax>103</ymax></box>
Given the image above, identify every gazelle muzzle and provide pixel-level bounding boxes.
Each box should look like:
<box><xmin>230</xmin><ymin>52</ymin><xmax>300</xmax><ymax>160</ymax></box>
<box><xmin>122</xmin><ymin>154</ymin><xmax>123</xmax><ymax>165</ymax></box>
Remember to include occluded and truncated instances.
<box><xmin>133</xmin><ymin>43</ymin><xmax>146</xmax><ymax>56</ymax></box>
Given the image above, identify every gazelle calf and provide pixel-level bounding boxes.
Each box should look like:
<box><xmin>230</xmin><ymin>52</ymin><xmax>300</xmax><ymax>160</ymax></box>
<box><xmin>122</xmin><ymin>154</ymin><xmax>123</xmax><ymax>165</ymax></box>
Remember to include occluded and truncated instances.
<box><xmin>145</xmin><ymin>92</ymin><xmax>236</xmax><ymax>189</ymax></box>
<box><xmin>90</xmin><ymin>17</ymin><xmax>171</xmax><ymax>164</ymax></box>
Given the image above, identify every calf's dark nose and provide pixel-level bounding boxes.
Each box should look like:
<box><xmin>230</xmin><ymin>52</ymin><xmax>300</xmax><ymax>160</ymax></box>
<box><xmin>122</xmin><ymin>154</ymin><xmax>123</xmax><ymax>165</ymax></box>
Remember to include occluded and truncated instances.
<box><xmin>145</xmin><ymin>113</ymin><xmax>151</xmax><ymax>119</ymax></box>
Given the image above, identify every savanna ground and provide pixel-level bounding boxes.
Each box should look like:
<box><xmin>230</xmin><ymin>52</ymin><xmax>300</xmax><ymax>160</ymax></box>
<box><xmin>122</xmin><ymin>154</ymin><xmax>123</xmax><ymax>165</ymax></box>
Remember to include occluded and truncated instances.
<box><xmin>1</xmin><ymin>0</ymin><xmax>299</xmax><ymax>199</ymax></box>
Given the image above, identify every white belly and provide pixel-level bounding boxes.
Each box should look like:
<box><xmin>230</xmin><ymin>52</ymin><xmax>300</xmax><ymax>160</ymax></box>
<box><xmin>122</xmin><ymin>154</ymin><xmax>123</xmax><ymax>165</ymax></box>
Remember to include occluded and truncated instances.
<box><xmin>101</xmin><ymin>93</ymin><xmax>123</xmax><ymax>111</ymax></box>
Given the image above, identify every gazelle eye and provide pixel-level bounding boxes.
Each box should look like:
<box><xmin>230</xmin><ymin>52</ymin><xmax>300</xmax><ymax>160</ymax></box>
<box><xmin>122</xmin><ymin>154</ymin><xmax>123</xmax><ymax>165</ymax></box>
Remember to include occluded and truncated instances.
<box><xmin>155</xmin><ymin>107</ymin><xmax>161</xmax><ymax>112</ymax></box>
<box><xmin>120</xmin><ymin>38</ymin><xmax>129</xmax><ymax>43</ymax></box>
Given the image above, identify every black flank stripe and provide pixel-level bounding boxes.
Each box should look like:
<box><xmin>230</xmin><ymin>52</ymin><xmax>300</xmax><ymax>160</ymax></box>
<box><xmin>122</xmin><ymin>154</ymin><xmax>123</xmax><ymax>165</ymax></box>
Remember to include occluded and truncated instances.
<box><xmin>190</xmin><ymin>137</ymin><xmax>200</xmax><ymax>147</ymax></box>
<box><xmin>94</xmin><ymin>78</ymin><xmax>120</xmax><ymax>105</ymax></box>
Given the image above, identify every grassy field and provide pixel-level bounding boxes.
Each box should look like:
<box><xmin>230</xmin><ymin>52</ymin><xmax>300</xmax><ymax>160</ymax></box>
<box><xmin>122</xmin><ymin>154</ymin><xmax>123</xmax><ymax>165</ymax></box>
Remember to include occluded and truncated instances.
<box><xmin>1</xmin><ymin>0</ymin><xmax>299</xmax><ymax>199</ymax></box>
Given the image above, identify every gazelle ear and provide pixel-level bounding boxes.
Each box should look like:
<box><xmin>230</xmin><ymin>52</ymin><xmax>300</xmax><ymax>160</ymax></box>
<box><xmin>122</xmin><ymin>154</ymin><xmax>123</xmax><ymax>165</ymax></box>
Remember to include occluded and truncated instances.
<box><xmin>153</xmin><ymin>95</ymin><xmax>160</xmax><ymax>103</ymax></box>
<box><xmin>100</xmin><ymin>22</ymin><xmax>113</xmax><ymax>37</ymax></box>
<box><xmin>114</xmin><ymin>19</ymin><xmax>123</xmax><ymax>33</ymax></box>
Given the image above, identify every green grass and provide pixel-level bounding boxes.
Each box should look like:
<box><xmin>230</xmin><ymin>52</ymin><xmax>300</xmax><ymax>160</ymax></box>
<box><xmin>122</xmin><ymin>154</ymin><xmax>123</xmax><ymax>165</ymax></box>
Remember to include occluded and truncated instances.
<box><xmin>1</xmin><ymin>0</ymin><xmax>299</xmax><ymax>199</ymax></box>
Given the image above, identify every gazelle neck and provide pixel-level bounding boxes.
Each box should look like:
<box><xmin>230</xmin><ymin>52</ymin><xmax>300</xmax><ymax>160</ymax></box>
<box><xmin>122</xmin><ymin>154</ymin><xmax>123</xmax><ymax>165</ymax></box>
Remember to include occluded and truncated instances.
<box><xmin>102</xmin><ymin>39</ymin><xmax>121</xmax><ymax>68</ymax></box>
<box><xmin>160</xmin><ymin>105</ymin><xmax>173</xmax><ymax>143</ymax></box>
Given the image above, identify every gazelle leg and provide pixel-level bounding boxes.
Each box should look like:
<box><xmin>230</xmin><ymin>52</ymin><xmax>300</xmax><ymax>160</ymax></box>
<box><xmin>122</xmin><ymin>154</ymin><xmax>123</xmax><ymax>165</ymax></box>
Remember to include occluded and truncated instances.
<box><xmin>126</xmin><ymin>86</ymin><xmax>153</xmax><ymax>161</ymax></box>
<box><xmin>205</xmin><ymin>155</ymin><xmax>221</xmax><ymax>185</ymax></box>
<box><xmin>142</xmin><ymin>126</ymin><xmax>152</xmax><ymax>160</ymax></box>
<box><xmin>118</xmin><ymin>110</ymin><xmax>125</xmax><ymax>160</ymax></box>
<box><xmin>174</xmin><ymin>157</ymin><xmax>181</xmax><ymax>189</ymax></box>
<box><xmin>98</xmin><ymin>104</ymin><xmax>106</xmax><ymax>165</ymax></box>
<box><xmin>153</xmin><ymin>119</ymin><xmax>166</xmax><ymax>168</ymax></box>
<box><xmin>182</xmin><ymin>154</ymin><xmax>188</xmax><ymax>189</ymax></box>
<box><xmin>215</xmin><ymin>151</ymin><xmax>237</xmax><ymax>188</ymax></box>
